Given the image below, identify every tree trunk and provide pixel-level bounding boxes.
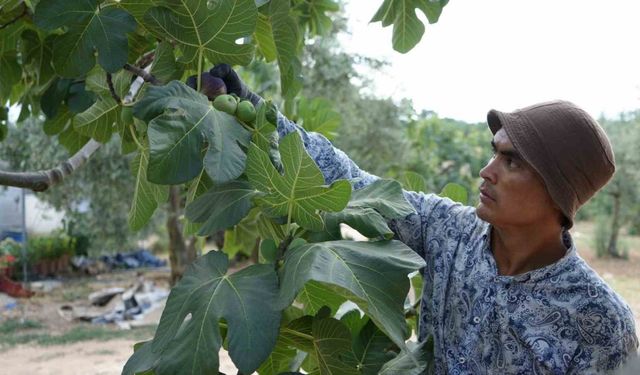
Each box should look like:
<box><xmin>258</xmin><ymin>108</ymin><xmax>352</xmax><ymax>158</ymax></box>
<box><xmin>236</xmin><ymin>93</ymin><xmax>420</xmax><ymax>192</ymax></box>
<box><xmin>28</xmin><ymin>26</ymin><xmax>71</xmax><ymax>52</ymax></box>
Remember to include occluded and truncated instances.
<box><xmin>167</xmin><ymin>186</ymin><xmax>197</xmax><ymax>286</ymax></box>
<box><xmin>607</xmin><ymin>191</ymin><xmax>623</xmax><ymax>258</ymax></box>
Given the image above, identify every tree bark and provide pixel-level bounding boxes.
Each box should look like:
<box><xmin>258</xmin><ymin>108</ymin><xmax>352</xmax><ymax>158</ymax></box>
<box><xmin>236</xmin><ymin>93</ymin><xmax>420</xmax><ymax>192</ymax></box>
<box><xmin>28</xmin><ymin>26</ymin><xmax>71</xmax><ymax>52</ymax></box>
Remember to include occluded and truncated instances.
<box><xmin>607</xmin><ymin>191</ymin><xmax>623</xmax><ymax>258</ymax></box>
<box><xmin>0</xmin><ymin>63</ymin><xmax>158</xmax><ymax>192</ymax></box>
<box><xmin>167</xmin><ymin>186</ymin><xmax>197</xmax><ymax>285</ymax></box>
<box><xmin>0</xmin><ymin>140</ymin><xmax>101</xmax><ymax>191</ymax></box>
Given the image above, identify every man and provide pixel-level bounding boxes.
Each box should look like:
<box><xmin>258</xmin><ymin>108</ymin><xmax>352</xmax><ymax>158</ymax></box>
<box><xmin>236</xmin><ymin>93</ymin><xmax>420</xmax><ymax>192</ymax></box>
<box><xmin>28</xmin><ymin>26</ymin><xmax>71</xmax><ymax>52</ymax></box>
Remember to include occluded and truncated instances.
<box><xmin>210</xmin><ymin>64</ymin><xmax>638</xmax><ymax>374</ymax></box>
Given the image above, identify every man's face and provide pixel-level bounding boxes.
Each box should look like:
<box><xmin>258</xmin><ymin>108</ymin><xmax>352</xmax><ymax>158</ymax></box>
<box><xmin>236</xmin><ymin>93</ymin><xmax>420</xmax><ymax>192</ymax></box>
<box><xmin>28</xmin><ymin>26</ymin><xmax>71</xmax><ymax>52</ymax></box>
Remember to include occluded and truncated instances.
<box><xmin>476</xmin><ymin>128</ymin><xmax>561</xmax><ymax>227</ymax></box>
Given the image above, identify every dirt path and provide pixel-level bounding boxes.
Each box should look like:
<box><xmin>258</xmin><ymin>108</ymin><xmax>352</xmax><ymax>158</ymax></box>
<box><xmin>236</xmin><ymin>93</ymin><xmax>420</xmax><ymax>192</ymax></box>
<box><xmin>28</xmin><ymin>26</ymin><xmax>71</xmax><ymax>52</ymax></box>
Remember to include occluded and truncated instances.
<box><xmin>0</xmin><ymin>339</ymin><xmax>238</xmax><ymax>375</ymax></box>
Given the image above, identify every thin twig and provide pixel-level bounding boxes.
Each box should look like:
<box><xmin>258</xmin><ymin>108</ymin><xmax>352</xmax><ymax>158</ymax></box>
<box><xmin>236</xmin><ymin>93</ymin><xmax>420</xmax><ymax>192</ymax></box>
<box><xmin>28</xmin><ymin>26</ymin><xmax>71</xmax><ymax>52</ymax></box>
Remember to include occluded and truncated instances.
<box><xmin>106</xmin><ymin>72</ymin><xmax>121</xmax><ymax>104</ymax></box>
<box><xmin>123</xmin><ymin>63</ymin><xmax>161</xmax><ymax>85</ymax></box>
<box><xmin>0</xmin><ymin>4</ymin><xmax>27</xmax><ymax>30</ymax></box>
<box><xmin>136</xmin><ymin>51</ymin><xmax>155</xmax><ymax>69</ymax></box>
<box><xmin>274</xmin><ymin>233</ymin><xmax>294</xmax><ymax>273</ymax></box>
<box><xmin>124</xmin><ymin>64</ymin><xmax>155</xmax><ymax>103</ymax></box>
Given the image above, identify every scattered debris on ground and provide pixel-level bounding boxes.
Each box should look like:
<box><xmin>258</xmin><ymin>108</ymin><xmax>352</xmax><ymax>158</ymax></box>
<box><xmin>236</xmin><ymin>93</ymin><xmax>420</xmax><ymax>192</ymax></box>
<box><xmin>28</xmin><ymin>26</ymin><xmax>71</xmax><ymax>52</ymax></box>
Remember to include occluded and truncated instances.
<box><xmin>71</xmin><ymin>250</ymin><xmax>167</xmax><ymax>275</ymax></box>
<box><xmin>0</xmin><ymin>275</ymin><xmax>34</xmax><ymax>298</ymax></box>
<box><xmin>58</xmin><ymin>275</ymin><xmax>168</xmax><ymax>329</ymax></box>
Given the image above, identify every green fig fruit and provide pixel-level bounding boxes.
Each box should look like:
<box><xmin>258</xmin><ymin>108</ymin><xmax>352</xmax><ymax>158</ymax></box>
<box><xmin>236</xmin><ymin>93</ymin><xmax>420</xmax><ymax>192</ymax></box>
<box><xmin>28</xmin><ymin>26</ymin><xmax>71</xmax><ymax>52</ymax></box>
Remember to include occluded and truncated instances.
<box><xmin>265</xmin><ymin>101</ymin><xmax>278</xmax><ymax>125</ymax></box>
<box><xmin>213</xmin><ymin>94</ymin><xmax>237</xmax><ymax>115</ymax></box>
<box><xmin>236</xmin><ymin>100</ymin><xmax>256</xmax><ymax>123</ymax></box>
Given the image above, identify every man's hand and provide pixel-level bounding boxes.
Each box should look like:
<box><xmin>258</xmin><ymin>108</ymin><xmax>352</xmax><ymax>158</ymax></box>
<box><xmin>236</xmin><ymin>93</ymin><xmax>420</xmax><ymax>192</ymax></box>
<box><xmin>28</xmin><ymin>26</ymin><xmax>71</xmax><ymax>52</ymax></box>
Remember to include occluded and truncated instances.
<box><xmin>209</xmin><ymin>64</ymin><xmax>262</xmax><ymax>106</ymax></box>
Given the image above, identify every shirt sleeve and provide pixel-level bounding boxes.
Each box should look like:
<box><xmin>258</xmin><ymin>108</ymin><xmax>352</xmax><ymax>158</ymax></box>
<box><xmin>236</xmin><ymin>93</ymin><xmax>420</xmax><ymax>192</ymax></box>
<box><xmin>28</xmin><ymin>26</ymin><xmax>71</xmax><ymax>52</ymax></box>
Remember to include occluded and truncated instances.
<box><xmin>276</xmin><ymin>112</ymin><xmax>378</xmax><ymax>189</ymax></box>
<box><xmin>276</xmin><ymin>112</ymin><xmax>462</xmax><ymax>258</ymax></box>
<box><xmin>567</xmin><ymin>303</ymin><xmax>639</xmax><ymax>374</ymax></box>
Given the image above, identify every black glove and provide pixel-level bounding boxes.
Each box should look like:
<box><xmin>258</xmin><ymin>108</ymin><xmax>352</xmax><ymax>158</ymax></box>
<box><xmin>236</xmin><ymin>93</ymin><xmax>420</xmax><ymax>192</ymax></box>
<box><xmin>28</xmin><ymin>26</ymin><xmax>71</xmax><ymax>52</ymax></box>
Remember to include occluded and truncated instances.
<box><xmin>209</xmin><ymin>64</ymin><xmax>263</xmax><ymax>106</ymax></box>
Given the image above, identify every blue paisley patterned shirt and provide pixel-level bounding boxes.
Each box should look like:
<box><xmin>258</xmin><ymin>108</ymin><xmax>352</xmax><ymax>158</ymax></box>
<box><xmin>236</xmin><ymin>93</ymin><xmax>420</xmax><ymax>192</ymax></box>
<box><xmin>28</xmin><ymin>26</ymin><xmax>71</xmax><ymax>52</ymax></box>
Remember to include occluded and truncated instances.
<box><xmin>276</xmin><ymin>114</ymin><xmax>639</xmax><ymax>374</ymax></box>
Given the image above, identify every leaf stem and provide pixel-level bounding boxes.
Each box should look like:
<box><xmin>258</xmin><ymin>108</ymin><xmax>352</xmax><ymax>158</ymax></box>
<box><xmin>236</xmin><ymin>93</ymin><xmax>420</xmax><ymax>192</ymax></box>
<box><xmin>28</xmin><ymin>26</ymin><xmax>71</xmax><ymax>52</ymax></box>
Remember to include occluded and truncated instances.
<box><xmin>237</xmin><ymin>120</ymin><xmax>254</xmax><ymax>133</ymax></box>
<box><xmin>128</xmin><ymin>123</ymin><xmax>145</xmax><ymax>151</ymax></box>
<box><xmin>275</xmin><ymin>233</ymin><xmax>294</xmax><ymax>272</ymax></box>
<box><xmin>106</xmin><ymin>72</ymin><xmax>121</xmax><ymax>104</ymax></box>
<box><xmin>197</xmin><ymin>48</ymin><xmax>203</xmax><ymax>92</ymax></box>
<box><xmin>285</xmin><ymin>201</ymin><xmax>294</xmax><ymax>236</ymax></box>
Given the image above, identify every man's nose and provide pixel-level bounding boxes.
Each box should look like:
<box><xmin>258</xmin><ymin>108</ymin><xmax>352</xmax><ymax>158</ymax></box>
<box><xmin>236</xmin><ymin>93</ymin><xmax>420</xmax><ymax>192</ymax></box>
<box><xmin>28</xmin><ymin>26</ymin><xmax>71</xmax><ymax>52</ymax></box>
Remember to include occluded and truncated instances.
<box><xmin>479</xmin><ymin>157</ymin><xmax>497</xmax><ymax>184</ymax></box>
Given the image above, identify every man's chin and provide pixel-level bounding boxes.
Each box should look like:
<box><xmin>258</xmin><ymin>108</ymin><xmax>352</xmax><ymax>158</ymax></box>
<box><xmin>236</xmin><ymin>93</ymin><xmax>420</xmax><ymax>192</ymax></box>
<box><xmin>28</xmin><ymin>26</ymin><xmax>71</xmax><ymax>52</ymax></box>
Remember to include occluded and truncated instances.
<box><xmin>476</xmin><ymin>203</ymin><xmax>491</xmax><ymax>222</ymax></box>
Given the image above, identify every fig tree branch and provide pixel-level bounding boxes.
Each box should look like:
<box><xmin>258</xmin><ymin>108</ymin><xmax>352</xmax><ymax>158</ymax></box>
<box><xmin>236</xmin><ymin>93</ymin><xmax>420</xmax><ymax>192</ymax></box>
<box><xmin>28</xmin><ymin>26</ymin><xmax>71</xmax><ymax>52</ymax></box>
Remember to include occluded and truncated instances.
<box><xmin>123</xmin><ymin>63</ymin><xmax>161</xmax><ymax>85</ymax></box>
<box><xmin>106</xmin><ymin>72</ymin><xmax>121</xmax><ymax>104</ymax></box>
<box><xmin>136</xmin><ymin>51</ymin><xmax>155</xmax><ymax>69</ymax></box>
<box><xmin>0</xmin><ymin>4</ymin><xmax>28</xmax><ymax>30</ymax></box>
<box><xmin>0</xmin><ymin>140</ymin><xmax>101</xmax><ymax>191</ymax></box>
<box><xmin>0</xmin><ymin>60</ymin><xmax>153</xmax><ymax>192</ymax></box>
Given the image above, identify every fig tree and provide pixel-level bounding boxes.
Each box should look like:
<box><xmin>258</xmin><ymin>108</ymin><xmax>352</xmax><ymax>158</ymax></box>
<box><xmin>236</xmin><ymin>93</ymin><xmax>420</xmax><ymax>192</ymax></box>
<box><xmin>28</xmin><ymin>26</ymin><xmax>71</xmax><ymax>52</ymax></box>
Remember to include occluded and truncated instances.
<box><xmin>185</xmin><ymin>73</ymin><xmax>227</xmax><ymax>100</ymax></box>
<box><xmin>213</xmin><ymin>94</ymin><xmax>237</xmax><ymax>115</ymax></box>
<box><xmin>236</xmin><ymin>100</ymin><xmax>256</xmax><ymax>123</ymax></box>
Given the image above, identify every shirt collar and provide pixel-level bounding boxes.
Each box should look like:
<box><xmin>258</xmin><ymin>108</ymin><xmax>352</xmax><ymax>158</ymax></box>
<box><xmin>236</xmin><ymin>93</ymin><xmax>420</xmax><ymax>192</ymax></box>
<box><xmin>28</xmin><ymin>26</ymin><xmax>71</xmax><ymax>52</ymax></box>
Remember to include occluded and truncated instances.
<box><xmin>481</xmin><ymin>223</ymin><xmax>578</xmax><ymax>283</ymax></box>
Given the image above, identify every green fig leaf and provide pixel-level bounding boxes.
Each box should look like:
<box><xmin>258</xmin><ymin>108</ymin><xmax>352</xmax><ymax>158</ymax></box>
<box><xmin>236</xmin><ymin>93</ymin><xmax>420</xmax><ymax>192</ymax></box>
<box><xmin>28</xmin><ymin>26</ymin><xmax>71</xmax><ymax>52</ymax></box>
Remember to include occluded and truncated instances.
<box><xmin>185</xmin><ymin>180</ymin><xmax>257</xmax><ymax>236</ymax></box>
<box><xmin>266</xmin><ymin>0</ymin><xmax>303</xmax><ymax>99</ymax></box>
<box><xmin>34</xmin><ymin>0</ymin><xmax>136</xmax><ymax>77</ymax></box>
<box><xmin>123</xmin><ymin>250</ymin><xmax>281</xmax><ymax>375</ymax></box>
<box><xmin>183</xmin><ymin>170</ymin><xmax>214</xmax><ymax>236</ymax></box>
<box><xmin>348</xmin><ymin>319</ymin><xmax>397</xmax><ymax>375</ymax></box>
<box><xmin>323</xmin><ymin>179</ymin><xmax>415</xmax><ymax>240</ymax></box>
<box><xmin>254</xmin><ymin>13</ymin><xmax>277</xmax><ymax>62</ymax></box>
<box><xmin>297</xmin><ymin>280</ymin><xmax>347</xmax><ymax>316</ymax></box>
<box><xmin>73</xmin><ymin>95</ymin><xmax>120</xmax><ymax>143</ymax></box>
<box><xmin>20</xmin><ymin>30</ymin><xmax>55</xmax><ymax>91</ymax></box>
<box><xmin>129</xmin><ymin>148</ymin><xmax>170</xmax><ymax>231</ymax></box>
<box><xmin>297</xmin><ymin>97</ymin><xmax>341</xmax><ymax>140</ymax></box>
<box><xmin>278</xmin><ymin>240</ymin><xmax>425</xmax><ymax>349</ymax></box>
<box><xmin>378</xmin><ymin>338</ymin><xmax>434</xmax><ymax>375</ymax></box>
<box><xmin>281</xmin><ymin>314</ymin><xmax>359</xmax><ymax>375</ymax></box>
<box><xmin>371</xmin><ymin>0</ymin><xmax>449</xmax><ymax>53</ymax></box>
<box><xmin>134</xmin><ymin>81</ymin><xmax>250</xmax><ymax>185</ymax></box>
<box><xmin>141</xmin><ymin>0</ymin><xmax>257</xmax><ymax>66</ymax></box>
<box><xmin>150</xmin><ymin>41</ymin><xmax>184</xmax><ymax>84</ymax></box>
<box><xmin>58</xmin><ymin>124</ymin><xmax>90</xmax><ymax>154</ymax></box>
<box><xmin>439</xmin><ymin>182</ymin><xmax>468</xmax><ymax>204</ymax></box>
<box><xmin>246</xmin><ymin>132</ymin><xmax>351</xmax><ymax>231</ymax></box>
<box><xmin>42</xmin><ymin>107</ymin><xmax>70</xmax><ymax>137</ymax></box>
<box><xmin>402</xmin><ymin>171</ymin><xmax>427</xmax><ymax>193</ymax></box>
<box><xmin>294</xmin><ymin>0</ymin><xmax>340</xmax><ymax>36</ymax></box>
<box><xmin>0</xmin><ymin>51</ymin><xmax>21</xmax><ymax>103</ymax></box>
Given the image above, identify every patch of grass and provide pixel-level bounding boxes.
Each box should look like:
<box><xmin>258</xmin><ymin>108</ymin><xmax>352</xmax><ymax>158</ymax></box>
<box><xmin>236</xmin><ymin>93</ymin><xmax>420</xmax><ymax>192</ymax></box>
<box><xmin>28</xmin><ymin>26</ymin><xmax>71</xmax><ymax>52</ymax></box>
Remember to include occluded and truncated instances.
<box><xmin>0</xmin><ymin>320</ymin><xmax>157</xmax><ymax>349</ymax></box>
<box><xmin>90</xmin><ymin>349</ymin><xmax>116</xmax><ymax>355</ymax></box>
<box><xmin>0</xmin><ymin>318</ymin><xmax>44</xmax><ymax>334</ymax></box>
<box><xmin>35</xmin><ymin>324</ymin><xmax>157</xmax><ymax>346</ymax></box>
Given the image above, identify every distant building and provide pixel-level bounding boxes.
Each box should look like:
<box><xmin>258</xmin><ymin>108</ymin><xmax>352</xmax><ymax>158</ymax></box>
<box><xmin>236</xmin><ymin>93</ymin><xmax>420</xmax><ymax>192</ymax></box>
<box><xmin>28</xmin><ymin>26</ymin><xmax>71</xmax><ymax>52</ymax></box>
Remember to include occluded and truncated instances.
<box><xmin>0</xmin><ymin>186</ymin><xmax>64</xmax><ymax>241</ymax></box>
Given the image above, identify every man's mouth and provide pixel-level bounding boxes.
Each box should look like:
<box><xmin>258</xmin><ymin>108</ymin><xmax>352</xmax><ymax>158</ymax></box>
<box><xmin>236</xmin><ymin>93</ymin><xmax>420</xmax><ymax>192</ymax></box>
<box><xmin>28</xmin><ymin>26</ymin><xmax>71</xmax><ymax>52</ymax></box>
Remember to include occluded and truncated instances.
<box><xmin>479</xmin><ymin>186</ymin><xmax>495</xmax><ymax>201</ymax></box>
